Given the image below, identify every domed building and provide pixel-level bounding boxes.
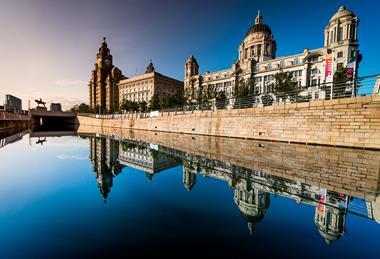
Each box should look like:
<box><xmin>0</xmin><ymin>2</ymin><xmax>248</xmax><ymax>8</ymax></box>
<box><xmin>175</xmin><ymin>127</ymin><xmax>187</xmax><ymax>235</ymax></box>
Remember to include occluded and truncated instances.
<box><xmin>185</xmin><ymin>6</ymin><xmax>360</xmax><ymax>105</ymax></box>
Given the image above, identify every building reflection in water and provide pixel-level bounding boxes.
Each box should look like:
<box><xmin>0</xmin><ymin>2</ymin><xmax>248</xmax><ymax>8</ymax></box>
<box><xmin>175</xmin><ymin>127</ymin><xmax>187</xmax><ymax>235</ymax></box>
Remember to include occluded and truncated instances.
<box><xmin>89</xmin><ymin>135</ymin><xmax>124</xmax><ymax>201</ymax></box>
<box><xmin>83</xmin><ymin>133</ymin><xmax>379</xmax><ymax>244</ymax></box>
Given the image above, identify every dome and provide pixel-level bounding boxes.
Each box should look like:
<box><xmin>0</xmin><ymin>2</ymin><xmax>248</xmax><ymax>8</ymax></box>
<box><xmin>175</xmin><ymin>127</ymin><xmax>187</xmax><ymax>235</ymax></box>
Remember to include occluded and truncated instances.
<box><xmin>329</xmin><ymin>6</ymin><xmax>354</xmax><ymax>23</ymax></box>
<box><xmin>245</xmin><ymin>10</ymin><xmax>272</xmax><ymax>37</ymax></box>
<box><xmin>246</xmin><ymin>23</ymin><xmax>272</xmax><ymax>37</ymax></box>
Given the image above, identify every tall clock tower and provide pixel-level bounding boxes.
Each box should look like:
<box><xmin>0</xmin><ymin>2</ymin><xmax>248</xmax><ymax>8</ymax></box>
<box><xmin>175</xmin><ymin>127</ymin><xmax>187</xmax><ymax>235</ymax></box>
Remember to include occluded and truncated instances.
<box><xmin>89</xmin><ymin>37</ymin><xmax>125</xmax><ymax>113</ymax></box>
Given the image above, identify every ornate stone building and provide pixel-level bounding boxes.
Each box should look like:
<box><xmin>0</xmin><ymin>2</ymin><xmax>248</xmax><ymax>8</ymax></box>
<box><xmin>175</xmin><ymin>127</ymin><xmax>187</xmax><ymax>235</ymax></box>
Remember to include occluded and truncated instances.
<box><xmin>118</xmin><ymin>60</ymin><xmax>183</xmax><ymax>104</ymax></box>
<box><xmin>185</xmin><ymin>6</ymin><xmax>360</xmax><ymax>104</ymax></box>
<box><xmin>89</xmin><ymin>38</ymin><xmax>126</xmax><ymax>113</ymax></box>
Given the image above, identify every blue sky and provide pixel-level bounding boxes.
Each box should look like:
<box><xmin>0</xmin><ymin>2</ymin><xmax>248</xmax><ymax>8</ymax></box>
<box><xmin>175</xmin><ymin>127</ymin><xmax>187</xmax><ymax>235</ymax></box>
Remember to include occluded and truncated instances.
<box><xmin>0</xmin><ymin>0</ymin><xmax>378</xmax><ymax>109</ymax></box>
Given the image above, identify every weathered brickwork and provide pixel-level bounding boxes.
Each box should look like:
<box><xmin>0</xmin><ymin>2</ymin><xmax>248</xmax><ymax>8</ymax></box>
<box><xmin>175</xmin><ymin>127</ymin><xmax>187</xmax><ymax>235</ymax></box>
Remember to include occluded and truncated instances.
<box><xmin>78</xmin><ymin>95</ymin><xmax>380</xmax><ymax>149</ymax></box>
<box><xmin>78</xmin><ymin>126</ymin><xmax>380</xmax><ymax>201</ymax></box>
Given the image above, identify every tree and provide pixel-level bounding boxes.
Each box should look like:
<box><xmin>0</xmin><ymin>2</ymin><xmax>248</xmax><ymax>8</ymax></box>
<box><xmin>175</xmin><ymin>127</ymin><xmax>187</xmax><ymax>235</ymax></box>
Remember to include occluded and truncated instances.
<box><xmin>149</xmin><ymin>94</ymin><xmax>160</xmax><ymax>110</ymax></box>
<box><xmin>215</xmin><ymin>91</ymin><xmax>227</xmax><ymax>109</ymax></box>
<box><xmin>120</xmin><ymin>99</ymin><xmax>132</xmax><ymax>111</ymax></box>
<box><xmin>161</xmin><ymin>95</ymin><xmax>174</xmax><ymax>109</ymax></box>
<box><xmin>70</xmin><ymin>103</ymin><xmax>93</xmax><ymax>113</ymax></box>
<box><xmin>261</xmin><ymin>94</ymin><xmax>274</xmax><ymax>106</ymax></box>
<box><xmin>272</xmin><ymin>70</ymin><xmax>299</xmax><ymax>103</ymax></box>
<box><xmin>131</xmin><ymin>101</ymin><xmax>139</xmax><ymax>112</ymax></box>
<box><xmin>173</xmin><ymin>90</ymin><xmax>185</xmax><ymax>107</ymax></box>
<box><xmin>332</xmin><ymin>66</ymin><xmax>349</xmax><ymax>98</ymax></box>
<box><xmin>139</xmin><ymin>101</ymin><xmax>148</xmax><ymax>112</ymax></box>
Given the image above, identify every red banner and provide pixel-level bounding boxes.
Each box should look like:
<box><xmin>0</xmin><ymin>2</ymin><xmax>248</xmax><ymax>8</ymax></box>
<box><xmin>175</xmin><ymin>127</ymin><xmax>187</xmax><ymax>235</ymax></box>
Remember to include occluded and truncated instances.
<box><xmin>325</xmin><ymin>54</ymin><xmax>332</xmax><ymax>78</ymax></box>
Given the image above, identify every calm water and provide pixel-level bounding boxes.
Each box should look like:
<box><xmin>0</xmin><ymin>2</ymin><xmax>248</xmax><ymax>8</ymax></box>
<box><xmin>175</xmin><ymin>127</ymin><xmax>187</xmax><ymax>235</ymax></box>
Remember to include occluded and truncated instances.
<box><xmin>0</xmin><ymin>129</ymin><xmax>379</xmax><ymax>258</ymax></box>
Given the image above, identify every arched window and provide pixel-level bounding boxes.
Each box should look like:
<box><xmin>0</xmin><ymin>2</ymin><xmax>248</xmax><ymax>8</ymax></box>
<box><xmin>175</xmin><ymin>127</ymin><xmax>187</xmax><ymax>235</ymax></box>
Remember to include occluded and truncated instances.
<box><xmin>294</xmin><ymin>58</ymin><xmax>300</xmax><ymax>65</ymax></box>
<box><xmin>267</xmin><ymin>63</ymin><xmax>272</xmax><ymax>70</ymax></box>
<box><xmin>280</xmin><ymin>61</ymin><xmax>285</xmax><ymax>68</ymax></box>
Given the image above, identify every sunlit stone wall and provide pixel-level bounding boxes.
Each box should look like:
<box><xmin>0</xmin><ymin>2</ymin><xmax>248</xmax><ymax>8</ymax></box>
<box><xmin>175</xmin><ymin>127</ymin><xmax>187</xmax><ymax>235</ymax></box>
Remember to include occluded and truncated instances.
<box><xmin>78</xmin><ymin>95</ymin><xmax>380</xmax><ymax>149</ymax></box>
<box><xmin>78</xmin><ymin>126</ymin><xmax>380</xmax><ymax>201</ymax></box>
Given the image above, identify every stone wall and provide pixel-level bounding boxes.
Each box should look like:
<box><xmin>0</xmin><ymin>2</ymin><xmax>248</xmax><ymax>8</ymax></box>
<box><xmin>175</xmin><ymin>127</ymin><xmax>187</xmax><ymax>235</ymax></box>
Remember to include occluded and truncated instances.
<box><xmin>78</xmin><ymin>95</ymin><xmax>380</xmax><ymax>149</ymax></box>
<box><xmin>78</xmin><ymin>125</ymin><xmax>380</xmax><ymax>201</ymax></box>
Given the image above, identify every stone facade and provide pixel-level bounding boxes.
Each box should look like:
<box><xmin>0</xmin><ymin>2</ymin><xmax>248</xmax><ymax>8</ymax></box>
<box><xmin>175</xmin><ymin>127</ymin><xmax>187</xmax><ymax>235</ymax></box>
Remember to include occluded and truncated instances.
<box><xmin>89</xmin><ymin>38</ymin><xmax>126</xmax><ymax>113</ymax></box>
<box><xmin>185</xmin><ymin>6</ymin><xmax>360</xmax><ymax>104</ymax></box>
<box><xmin>118</xmin><ymin>61</ymin><xmax>183</xmax><ymax>104</ymax></box>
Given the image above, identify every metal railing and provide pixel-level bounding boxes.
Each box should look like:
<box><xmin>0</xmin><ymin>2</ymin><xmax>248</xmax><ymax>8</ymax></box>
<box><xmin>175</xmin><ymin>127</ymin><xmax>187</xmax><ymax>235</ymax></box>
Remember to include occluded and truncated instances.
<box><xmin>80</xmin><ymin>74</ymin><xmax>379</xmax><ymax>119</ymax></box>
<box><xmin>0</xmin><ymin>111</ymin><xmax>30</xmax><ymax>121</ymax></box>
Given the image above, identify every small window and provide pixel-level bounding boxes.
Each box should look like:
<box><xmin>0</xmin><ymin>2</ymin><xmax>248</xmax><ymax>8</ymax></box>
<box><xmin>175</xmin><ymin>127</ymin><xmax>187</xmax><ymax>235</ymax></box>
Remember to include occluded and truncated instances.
<box><xmin>337</xmin><ymin>63</ymin><xmax>344</xmax><ymax>69</ymax></box>
<box><xmin>280</xmin><ymin>61</ymin><xmax>285</xmax><ymax>68</ymax></box>
<box><xmin>315</xmin><ymin>92</ymin><xmax>319</xmax><ymax>99</ymax></box>
<box><xmin>267</xmin><ymin>63</ymin><xmax>272</xmax><ymax>70</ymax></box>
<box><xmin>337</xmin><ymin>52</ymin><xmax>343</xmax><ymax>58</ymax></box>
<box><xmin>294</xmin><ymin>58</ymin><xmax>300</xmax><ymax>65</ymax></box>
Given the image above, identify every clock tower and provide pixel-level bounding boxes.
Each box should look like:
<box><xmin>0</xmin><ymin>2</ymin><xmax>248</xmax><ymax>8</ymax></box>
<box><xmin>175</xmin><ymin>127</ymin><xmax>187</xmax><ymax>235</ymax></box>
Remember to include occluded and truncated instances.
<box><xmin>89</xmin><ymin>37</ymin><xmax>125</xmax><ymax>113</ymax></box>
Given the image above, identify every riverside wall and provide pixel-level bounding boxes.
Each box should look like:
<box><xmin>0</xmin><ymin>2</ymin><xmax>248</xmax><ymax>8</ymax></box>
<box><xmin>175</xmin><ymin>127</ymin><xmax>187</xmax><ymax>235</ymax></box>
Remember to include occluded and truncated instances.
<box><xmin>78</xmin><ymin>126</ymin><xmax>380</xmax><ymax>201</ymax></box>
<box><xmin>78</xmin><ymin>95</ymin><xmax>380</xmax><ymax>149</ymax></box>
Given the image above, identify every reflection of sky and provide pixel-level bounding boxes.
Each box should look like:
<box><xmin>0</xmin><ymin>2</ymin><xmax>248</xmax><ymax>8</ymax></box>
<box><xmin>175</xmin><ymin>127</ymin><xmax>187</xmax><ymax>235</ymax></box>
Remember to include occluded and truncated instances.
<box><xmin>0</xmin><ymin>135</ymin><xmax>379</xmax><ymax>258</ymax></box>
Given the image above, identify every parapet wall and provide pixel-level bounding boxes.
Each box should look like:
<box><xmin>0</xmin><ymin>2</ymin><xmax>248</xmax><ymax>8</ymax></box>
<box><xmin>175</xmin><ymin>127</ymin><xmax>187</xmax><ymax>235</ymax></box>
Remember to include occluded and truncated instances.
<box><xmin>78</xmin><ymin>95</ymin><xmax>380</xmax><ymax>149</ymax></box>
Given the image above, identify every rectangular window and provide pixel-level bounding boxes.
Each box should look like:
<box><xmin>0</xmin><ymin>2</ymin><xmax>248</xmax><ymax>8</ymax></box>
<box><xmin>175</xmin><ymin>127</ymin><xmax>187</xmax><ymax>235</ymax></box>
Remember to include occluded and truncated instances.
<box><xmin>311</xmin><ymin>79</ymin><xmax>317</xmax><ymax>86</ymax></box>
<box><xmin>338</xmin><ymin>27</ymin><xmax>343</xmax><ymax>41</ymax></box>
<box><xmin>315</xmin><ymin>92</ymin><xmax>319</xmax><ymax>99</ymax></box>
<box><xmin>337</xmin><ymin>52</ymin><xmax>343</xmax><ymax>58</ymax></box>
<box><xmin>350</xmin><ymin>24</ymin><xmax>355</xmax><ymax>39</ymax></box>
<box><xmin>337</xmin><ymin>63</ymin><xmax>344</xmax><ymax>69</ymax></box>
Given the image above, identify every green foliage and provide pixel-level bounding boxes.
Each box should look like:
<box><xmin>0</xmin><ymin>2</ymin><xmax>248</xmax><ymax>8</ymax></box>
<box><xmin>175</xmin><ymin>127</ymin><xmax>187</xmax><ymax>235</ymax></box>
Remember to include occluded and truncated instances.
<box><xmin>70</xmin><ymin>103</ymin><xmax>93</xmax><ymax>113</ymax></box>
<box><xmin>120</xmin><ymin>99</ymin><xmax>140</xmax><ymax>112</ymax></box>
<box><xmin>261</xmin><ymin>94</ymin><xmax>274</xmax><ymax>106</ymax></box>
<box><xmin>233</xmin><ymin>78</ymin><xmax>255</xmax><ymax>98</ymax></box>
<box><xmin>216</xmin><ymin>91</ymin><xmax>226</xmax><ymax>101</ymax></box>
<box><xmin>139</xmin><ymin>101</ymin><xmax>148</xmax><ymax>112</ymax></box>
<box><xmin>161</xmin><ymin>90</ymin><xmax>185</xmax><ymax>109</ymax></box>
<box><xmin>121</xmin><ymin>140</ymin><xmax>146</xmax><ymax>151</ymax></box>
<box><xmin>149</xmin><ymin>94</ymin><xmax>161</xmax><ymax>110</ymax></box>
<box><xmin>332</xmin><ymin>66</ymin><xmax>349</xmax><ymax>98</ymax></box>
<box><xmin>272</xmin><ymin>70</ymin><xmax>299</xmax><ymax>102</ymax></box>
<box><xmin>149</xmin><ymin>149</ymin><xmax>159</xmax><ymax>159</ymax></box>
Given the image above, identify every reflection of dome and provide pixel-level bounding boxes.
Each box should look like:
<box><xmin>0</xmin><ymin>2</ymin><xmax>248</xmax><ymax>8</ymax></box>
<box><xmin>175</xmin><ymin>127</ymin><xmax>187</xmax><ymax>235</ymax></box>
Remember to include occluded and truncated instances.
<box><xmin>329</xmin><ymin>6</ymin><xmax>354</xmax><ymax>23</ymax></box>
<box><xmin>317</xmin><ymin>228</ymin><xmax>342</xmax><ymax>245</ymax></box>
<box><xmin>239</xmin><ymin>209</ymin><xmax>265</xmax><ymax>225</ymax></box>
<box><xmin>245</xmin><ymin>11</ymin><xmax>272</xmax><ymax>37</ymax></box>
<box><xmin>314</xmin><ymin>203</ymin><xmax>346</xmax><ymax>245</ymax></box>
<box><xmin>234</xmin><ymin>184</ymin><xmax>270</xmax><ymax>235</ymax></box>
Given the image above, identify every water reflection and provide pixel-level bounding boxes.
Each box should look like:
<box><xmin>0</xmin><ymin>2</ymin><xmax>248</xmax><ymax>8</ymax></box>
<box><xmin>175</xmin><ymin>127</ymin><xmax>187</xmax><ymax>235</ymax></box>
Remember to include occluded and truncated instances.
<box><xmin>80</xmin><ymin>132</ymin><xmax>379</xmax><ymax>244</ymax></box>
<box><xmin>1</xmin><ymin>128</ymin><xmax>379</xmax><ymax>248</ymax></box>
